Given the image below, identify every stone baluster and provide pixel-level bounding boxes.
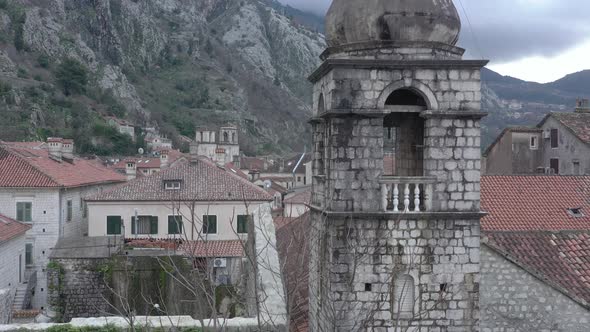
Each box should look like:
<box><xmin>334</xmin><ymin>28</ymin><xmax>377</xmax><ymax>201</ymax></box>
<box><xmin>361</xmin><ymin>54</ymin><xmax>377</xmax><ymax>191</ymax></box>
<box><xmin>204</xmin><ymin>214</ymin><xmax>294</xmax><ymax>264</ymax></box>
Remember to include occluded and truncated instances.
<box><xmin>403</xmin><ymin>183</ymin><xmax>410</xmax><ymax>212</ymax></box>
<box><xmin>414</xmin><ymin>184</ymin><xmax>421</xmax><ymax>212</ymax></box>
<box><xmin>381</xmin><ymin>183</ymin><xmax>389</xmax><ymax>212</ymax></box>
<box><xmin>424</xmin><ymin>183</ymin><xmax>433</xmax><ymax>211</ymax></box>
<box><xmin>393</xmin><ymin>183</ymin><xmax>399</xmax><ymax>212</ymax></box>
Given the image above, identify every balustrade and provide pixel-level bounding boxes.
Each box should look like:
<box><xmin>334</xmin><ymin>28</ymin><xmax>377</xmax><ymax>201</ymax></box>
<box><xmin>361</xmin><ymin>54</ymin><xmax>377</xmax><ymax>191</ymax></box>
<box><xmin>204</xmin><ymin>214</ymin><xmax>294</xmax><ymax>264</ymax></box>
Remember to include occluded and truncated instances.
<box><xmin>380</xmin><ymin>176</ymin><xmax>436</xmax><ymax>212</ymax></box>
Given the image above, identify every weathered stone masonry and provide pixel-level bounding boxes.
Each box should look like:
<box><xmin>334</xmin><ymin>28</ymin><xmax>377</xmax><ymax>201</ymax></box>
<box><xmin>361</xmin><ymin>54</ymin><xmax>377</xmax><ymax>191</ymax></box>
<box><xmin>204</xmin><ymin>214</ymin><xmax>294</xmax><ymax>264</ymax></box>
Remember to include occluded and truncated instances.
<box><xmin>308</xmin><ymin>1</ymin><xmax>487</xmax><ymax>330</ymax></box>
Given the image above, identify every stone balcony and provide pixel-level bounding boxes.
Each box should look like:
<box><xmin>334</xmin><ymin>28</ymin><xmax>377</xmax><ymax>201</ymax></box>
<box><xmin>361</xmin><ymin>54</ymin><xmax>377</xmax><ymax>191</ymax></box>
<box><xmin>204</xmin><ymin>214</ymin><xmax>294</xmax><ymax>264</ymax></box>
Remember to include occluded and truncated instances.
<box><xmin>380</xmin><ymin>176</ymin><xmax>436</xmax><ymax>212</ymax></box>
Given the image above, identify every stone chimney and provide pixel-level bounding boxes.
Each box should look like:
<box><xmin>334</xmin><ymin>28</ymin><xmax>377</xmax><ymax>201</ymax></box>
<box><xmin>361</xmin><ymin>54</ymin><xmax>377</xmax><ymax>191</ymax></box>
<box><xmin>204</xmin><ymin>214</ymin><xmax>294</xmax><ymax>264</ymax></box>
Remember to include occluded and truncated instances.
<box><xmin>189</xmin><ymin>141</ymin><xmax>199</xmax><ymax>163</ymax></box>
<box><xmin>47</xmin><ymin>137</ymin><xmax>63</xmax><ymax>162</ymax></box>
<box><xmin>575</xmin><ymin>98</ymin><xmax>590</xmax><ymax>113</ymax></box>
<box><xmin>249</xmin><ymin>169</ymin><xmax>261</xmax><ymax>182</ymax></box>
<box><xmin>160</xmin><ymin>149</ymin><xmax>169</xmax><ymax>169</ymax></box>
<box><xmin>125</xmin><ymin>160</ymin><xmax>137</xmax><ymax>180</ymax></box>
<box><xmin>61</xmin><ymin>139</ymin><xmax>74</xmax><ymax>162</ymax></box>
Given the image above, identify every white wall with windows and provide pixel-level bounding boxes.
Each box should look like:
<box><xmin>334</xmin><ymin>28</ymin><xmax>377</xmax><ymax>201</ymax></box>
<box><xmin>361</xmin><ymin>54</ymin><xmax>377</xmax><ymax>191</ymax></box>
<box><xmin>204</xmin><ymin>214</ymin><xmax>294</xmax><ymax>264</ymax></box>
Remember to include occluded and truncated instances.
<box><xmin>87</xmin><ymin>201</ymin><xmax>263</xmax><ymax>241</ymax></box>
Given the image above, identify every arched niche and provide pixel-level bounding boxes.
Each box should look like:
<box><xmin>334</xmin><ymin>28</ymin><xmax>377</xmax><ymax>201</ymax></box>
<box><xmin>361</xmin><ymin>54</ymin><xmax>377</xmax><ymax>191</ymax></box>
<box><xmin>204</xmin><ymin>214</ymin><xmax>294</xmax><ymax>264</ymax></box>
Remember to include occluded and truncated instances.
<box><xmin>378</xmin><ymin>79</ymin><xmax>438</xmax><ymax>111</ymax></box>
<box><xmin>318</xmin><ymin>93</ymin><xmax>325</xmax><ymax>114</ymax></box>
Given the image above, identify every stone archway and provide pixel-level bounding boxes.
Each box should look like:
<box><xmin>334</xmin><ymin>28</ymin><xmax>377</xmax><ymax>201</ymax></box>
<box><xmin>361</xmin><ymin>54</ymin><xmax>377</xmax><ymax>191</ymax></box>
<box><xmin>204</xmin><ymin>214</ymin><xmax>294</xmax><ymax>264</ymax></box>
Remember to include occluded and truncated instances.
<box><xmin>377</xmin><ymin>79</ymin><xmax>439</xmax><ymax>111</ymax></box>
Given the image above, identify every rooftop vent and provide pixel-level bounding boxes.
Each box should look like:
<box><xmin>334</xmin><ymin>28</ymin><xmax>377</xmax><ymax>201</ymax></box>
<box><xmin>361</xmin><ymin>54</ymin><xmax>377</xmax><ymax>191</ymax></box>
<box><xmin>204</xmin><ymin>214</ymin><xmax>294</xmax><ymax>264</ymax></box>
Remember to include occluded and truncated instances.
<box><xmin>567</xmin><ymin>208</ymin><xmax>584</xmax><ymax>218</ymax></box>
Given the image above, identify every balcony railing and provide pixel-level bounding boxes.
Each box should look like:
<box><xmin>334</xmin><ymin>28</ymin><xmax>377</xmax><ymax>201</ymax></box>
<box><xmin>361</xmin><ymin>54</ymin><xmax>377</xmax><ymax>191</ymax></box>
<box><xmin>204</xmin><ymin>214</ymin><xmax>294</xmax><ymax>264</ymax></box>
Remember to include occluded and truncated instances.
<box><xmin>380</xmin><ymin>176</ymin><xmax>437</xmax><ymax>212</ymax></box>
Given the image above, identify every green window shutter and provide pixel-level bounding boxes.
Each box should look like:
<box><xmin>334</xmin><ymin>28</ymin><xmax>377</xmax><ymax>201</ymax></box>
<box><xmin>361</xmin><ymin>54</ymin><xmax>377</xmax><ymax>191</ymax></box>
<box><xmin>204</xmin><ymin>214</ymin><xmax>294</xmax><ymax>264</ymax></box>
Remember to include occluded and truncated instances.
<box><xmin>237</xmin><ymin>215</ymin><xmax>248</xmax><ymax>234</ymax></box>
<box><xmin>209</xmin><ymin>215</ymin><xmax>217</xmax><ymax>234</ymax></box>
<box><xmin>107</xmin><ymin>216</ymin><xmax>122</xmax><ymax>235</ymax></box>
<box><xmin>25</xmin><ymin>203</ymin><xmax>32</xmax><ymax>222</ymax></box>
<box><xmin>150</xmin><ymin>216</ymin><xmax>159</xmax><ymax>235</ymax></box>
<box><xmin>168</xmin><ymin>216</ymin><xmax>183</xmax><ymax>235</ymax></box>
<box><xmin>131</xmin><ymin>216</ymin><xmax>136</xmax><ymax>235</ymax></box>
<box><xmin>17</xmin><ymin>203</ymin><xmax>23</xmax><ymax>222</ymax></box>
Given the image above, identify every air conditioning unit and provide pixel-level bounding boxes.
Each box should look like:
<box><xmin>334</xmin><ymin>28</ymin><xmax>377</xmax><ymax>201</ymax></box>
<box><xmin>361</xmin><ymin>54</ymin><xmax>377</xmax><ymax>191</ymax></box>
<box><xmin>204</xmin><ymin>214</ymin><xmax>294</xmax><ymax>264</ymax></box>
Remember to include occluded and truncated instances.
<box><xmin>213</xmin><ymin>258</ymin><xmax>227</xmax><ymax>268</ymax></box>
<box><xmin>543</xmin><ymin>131</ymin><xmax>551</xmax><ymax>139</ymax></box>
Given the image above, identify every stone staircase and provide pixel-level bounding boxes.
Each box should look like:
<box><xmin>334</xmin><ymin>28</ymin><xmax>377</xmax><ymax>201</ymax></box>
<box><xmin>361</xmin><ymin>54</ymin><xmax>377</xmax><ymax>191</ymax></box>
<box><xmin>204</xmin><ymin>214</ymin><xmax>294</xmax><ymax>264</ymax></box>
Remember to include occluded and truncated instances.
<box><xmin>12</xmin><ymin>284</ymin><xmax>27</xmax><ymax>311</ymax></box>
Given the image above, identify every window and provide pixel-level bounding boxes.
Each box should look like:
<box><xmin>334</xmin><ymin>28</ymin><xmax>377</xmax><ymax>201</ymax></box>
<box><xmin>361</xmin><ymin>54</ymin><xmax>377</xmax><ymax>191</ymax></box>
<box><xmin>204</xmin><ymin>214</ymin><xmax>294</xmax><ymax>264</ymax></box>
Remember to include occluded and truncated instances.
<box><xmin>17</xmin><ymin>202</ymin><xmax>32</xmax><ymax>222</ymax></box>
<box><xmin>81</xmin><ymin>199</ymin><xmax>87</xmax><ymax>218</ymax></box>
<box><xmin>297</xmin><ymin>176</ymin><xmax>302</xmax><ymax>182</ymax></box>
<box><xmin>573</xmin><ymin>161</ymin><xmax>581</xmax><ymax>175</ymax></box>
<box><xmin>203</xmin><ymin>215</ymin><xmax>217</xmax><ymax>234</ymax></box>
<box><xmin>165</xmin><ymin>181</ymin><xmax>181</xmax><ymax>190</ymax></box>
<box><xmin>568</xmin><ymin>208</ymin><xmax>584</xmax><ymax>218</ymax></box>
<box><xmin>237</xmin><ymin>215</ymin><xmax>248</xmax><ymax>234</ymax></box>
<box><xmin>132</xmin><ymin>216</ymin><xmax>158</xmax><ymax>235</ymax></box>
<box><xmin>550</xmin><ymin>129</ymin><xmax>559</xmax><ymax>148</ymax></box>
<box><xmin>107</xmin><ymin>216</ymin><xmax>122</xmax><ymax>235</ymax></box>
<box><xmin>168</xmin><ymin>215</ymin><xmax>183</xmax><ymax>235</ymax></box>
<box><xmin>550</xmin><ymin>158</ymin><xmax>560</xmax><ymax>174</ymax></box>
<box><xmin>66</xmin><ymin>200</ymin><xmax>73</xmax><ymax>222</ymax></box>
<box><xmin>25</xmin><ymin>243</ymin><xmax>33</xmax><ymax>266</ymax></box>
<box><xmin>530</xmin><ymin>136</ymin><xmax>538</xmax><ymax>149</ymax></box>
<box><xmin>393</xmin><ymin>275</ymin><xmax>415</xmax><ymax>318</ymax></box>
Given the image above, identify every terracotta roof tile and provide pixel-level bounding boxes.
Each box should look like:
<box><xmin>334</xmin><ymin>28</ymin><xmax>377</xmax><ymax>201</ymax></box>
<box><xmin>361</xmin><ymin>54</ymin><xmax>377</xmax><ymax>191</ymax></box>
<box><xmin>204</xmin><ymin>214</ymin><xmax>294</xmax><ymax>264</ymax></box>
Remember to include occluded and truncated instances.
<box><xmin>0</xmin><ymin>143</ymin><xmax>125</xmax><ymax>188</ymax></box>
<box><xmin>0</xmin><ymin>214</ymin><xmax>31</xmax><ymax>243</ymax></box>
<box><xmin>284</xmin><ymin>189</ymin><xmax>311</xmax><ymax>205</ymax></box>
<box><xmin>89</xmin><ymin>158</ymin><xmax>273</xmax><ymax>202</ymax></box>
<box><xmin>481</xmin><ymin>176</ymin><xmax>590</xmax><ymax>231</ymax></box>
<box><xmin>486</xmin><ymin>231</ymin><xmax>590</xmax><ymax>306</ymax></box>
<box><xmin>181</xmin><ymin>240</ymin><xmax>245</xmax><ymax>257</ymax></box>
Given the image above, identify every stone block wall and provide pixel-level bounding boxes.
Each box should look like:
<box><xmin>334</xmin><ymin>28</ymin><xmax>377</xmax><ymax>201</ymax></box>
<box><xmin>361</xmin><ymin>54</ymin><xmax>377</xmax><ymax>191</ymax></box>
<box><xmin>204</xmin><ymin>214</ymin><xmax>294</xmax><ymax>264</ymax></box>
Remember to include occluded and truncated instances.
<box><xmin>309</xmin><ymin>216</ymin><xmax>480</xmax><ymax>331</ymax></box>
<box><xmin>480</xmin><ymin>246</ymin><xmax>590</xmax><ymax>331</ymax></box>
<box><xmin>323</xmin><ymin>116</ymin><xmax>384</xmax><ymax>212</ymax></box>
<box><xmin>424</xmin><ymin>117</ymin><xmax>482</xmax><ymax>212</ymax></box>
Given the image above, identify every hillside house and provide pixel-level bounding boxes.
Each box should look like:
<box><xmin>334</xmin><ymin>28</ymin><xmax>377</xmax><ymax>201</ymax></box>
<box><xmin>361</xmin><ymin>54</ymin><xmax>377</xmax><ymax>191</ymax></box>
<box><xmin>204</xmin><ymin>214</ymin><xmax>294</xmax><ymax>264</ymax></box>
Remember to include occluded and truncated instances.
<box><xmin>86</xmin><ymin>157</ymin><xmax>273</xmax><ymax>241</ymax></box>
<box><xmin>111</xmin><ymin>149</ymin><xmax>186</xmax><ymax>180</ymax></box>
<box><xmin>484</xmin><ymin>99</ymin><xmax>590</xmax><ymax>175</ymax></box>
<box><xmin>0</xmin><ymin>140</ymin><xmax>126</xmax><ymax>309</ymax></box>
<box><xmin>106</xmin><ymin>116</ymin><xmax>135</xmax><ymax>141</ymax></box>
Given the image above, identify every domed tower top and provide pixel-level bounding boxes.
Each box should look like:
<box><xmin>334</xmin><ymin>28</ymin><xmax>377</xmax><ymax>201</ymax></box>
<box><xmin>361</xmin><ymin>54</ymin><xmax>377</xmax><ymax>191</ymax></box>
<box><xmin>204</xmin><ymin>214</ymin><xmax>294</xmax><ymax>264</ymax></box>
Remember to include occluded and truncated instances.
<box><xmin>326</xmin><ymin>0</ymin><xmax>461</xmax><ymax>48</ymax></box>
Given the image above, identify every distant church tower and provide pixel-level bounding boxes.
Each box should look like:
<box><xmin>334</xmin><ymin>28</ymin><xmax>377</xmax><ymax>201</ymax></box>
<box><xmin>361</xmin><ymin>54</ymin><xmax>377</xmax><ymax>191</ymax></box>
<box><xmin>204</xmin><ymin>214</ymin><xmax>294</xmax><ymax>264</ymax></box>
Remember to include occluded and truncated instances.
<box><xmin>308</xmin><ymin>0</ymin><xmax>487</xmax><ymax>330</ymax></box>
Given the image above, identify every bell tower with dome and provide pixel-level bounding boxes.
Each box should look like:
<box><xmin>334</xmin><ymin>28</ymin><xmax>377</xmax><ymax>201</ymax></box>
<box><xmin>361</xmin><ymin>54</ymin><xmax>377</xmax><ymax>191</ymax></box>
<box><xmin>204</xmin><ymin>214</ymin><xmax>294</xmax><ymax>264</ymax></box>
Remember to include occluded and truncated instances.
<box><xmin>308</xmin><ymin>0</ymin><xmax>487</xmax><ymax>330</ymax></box>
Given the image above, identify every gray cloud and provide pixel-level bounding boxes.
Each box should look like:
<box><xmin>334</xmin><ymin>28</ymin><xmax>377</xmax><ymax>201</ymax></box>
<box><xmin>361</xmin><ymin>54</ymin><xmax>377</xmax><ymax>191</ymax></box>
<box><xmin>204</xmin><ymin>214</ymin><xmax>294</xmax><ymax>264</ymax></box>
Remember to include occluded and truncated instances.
<box><xmin>279</xmin><ymin>0</ymin><xmax>590</xmax><ymax>64</ymax></box>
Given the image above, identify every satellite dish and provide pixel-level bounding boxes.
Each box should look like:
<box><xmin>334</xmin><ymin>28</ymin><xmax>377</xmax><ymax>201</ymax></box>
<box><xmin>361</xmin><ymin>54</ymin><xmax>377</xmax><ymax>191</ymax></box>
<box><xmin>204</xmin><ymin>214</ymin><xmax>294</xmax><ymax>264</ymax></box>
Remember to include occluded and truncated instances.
<box><xmin>138</xmin><ymin>148</ymin><xmax>145</xmax><ymax>155</ymax></box>
<box><xmin>264</xmin><ymin>180</ymin><xmax>272</xmax><ymax>189</ymax></box>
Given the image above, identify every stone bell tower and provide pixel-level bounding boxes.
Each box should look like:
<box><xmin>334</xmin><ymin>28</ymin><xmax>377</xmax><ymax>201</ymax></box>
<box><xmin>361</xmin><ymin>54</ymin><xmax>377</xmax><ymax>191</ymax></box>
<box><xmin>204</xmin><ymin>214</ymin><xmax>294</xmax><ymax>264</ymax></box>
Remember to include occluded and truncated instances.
<box><xmin>308</xmin><ymin>0</ymin><xmax>487</xmax><ymax>330</ymax></box>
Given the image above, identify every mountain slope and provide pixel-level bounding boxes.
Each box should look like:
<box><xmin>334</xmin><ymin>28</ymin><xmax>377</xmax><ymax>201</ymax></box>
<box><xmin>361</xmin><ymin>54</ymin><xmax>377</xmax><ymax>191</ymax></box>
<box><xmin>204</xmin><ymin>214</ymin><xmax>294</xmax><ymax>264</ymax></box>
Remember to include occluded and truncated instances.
<box><xmin>0</xmin><ymin>0</ymin><xmax>324</xmax><ymax>155</ymax></box>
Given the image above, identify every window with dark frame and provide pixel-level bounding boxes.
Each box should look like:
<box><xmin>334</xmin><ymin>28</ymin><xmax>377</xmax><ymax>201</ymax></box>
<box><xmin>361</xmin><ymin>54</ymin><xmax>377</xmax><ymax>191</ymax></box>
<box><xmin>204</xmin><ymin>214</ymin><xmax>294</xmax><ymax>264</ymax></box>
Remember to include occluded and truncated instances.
<box><xmin>168</xmin><ymin>215</ymin><xmax>183</xmax><ymax>235</ymax></box>
<box><xmin>530</xmin><ymin>136</ymin><xmax>538</xmax><ymax>149</ymax></box>
<box><xmin>25</xmin><ymin>243</ymin><xmax>33</xmax><ymax>265</ymax></box>
<box><xmin>16</xmin><ymin>202</ymin><xmax>32</xmax><ymax>222</ymax></box>
<box><xmin>106</xmin><ymin>216</ymin><xmax>122</xmax><ymax>235</ymax></box>
<box><xmin>237</xmin><ymin>215</ymin><xmax>248</xmax><ymax>234</ymax></box>
<box><xmin>66</xmin><ymin>200</ymin><xmax>73</xmax><ymax>222</ymax></box>
<box><xmin>550</xmin><ymin>158</ymin><xmax>560</xmax><ymax>174</ymax></box>
<box><xmin>550</xmin><ymin>129</ymin><xmax>559</xmax><ymax>148</ymax></box>
<box><xmin>203</xmin><ymin>215</ymin><xmax>217</xmax><ymax>234</ymax></box>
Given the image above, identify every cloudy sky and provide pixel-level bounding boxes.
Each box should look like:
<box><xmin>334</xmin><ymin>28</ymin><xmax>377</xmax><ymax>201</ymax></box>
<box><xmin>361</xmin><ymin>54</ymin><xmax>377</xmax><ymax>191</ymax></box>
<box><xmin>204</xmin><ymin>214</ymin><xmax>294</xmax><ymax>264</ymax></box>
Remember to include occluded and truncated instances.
<box><xmin>279</xmin><ymin>0</ymin><xmax>590</xmax><ymax>83</ymax></box>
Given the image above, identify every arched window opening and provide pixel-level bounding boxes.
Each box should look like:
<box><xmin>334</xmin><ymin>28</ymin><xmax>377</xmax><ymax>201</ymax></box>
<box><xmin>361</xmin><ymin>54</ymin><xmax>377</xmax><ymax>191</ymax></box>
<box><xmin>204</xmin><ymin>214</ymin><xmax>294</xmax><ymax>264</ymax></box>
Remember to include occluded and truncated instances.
<box><xmin>223</xmin><ymin>132</ymin><xmax>229</xmax><ymax>143</ymax></box>
<box><xmin>232</xmin><ymin>132</ymin><xmax>236</xmax><ymax>143</ymax></box>
<box><xmin>385</xmin><ymin>88</ymin><xmax>427</xmax><ymax>107</ymax></box>
<box><xmin>383</xmin><ymin>113</ymin><xmax>424</xmax><ymax>177</ymax></box>
<box><xmin>393</xmin><ymin>274</ymin><xmax>415</xmax><ymax>318</ymax></box>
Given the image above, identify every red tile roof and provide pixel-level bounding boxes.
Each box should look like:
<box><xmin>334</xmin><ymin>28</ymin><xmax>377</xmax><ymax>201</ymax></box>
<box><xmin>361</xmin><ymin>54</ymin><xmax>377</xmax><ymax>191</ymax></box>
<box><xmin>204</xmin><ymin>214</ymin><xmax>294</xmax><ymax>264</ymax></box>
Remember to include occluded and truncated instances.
<box><xmin>275</xmin><ymin>212</ymin><xmax>310</xmax><ymax>332</ymax></box>
<box><xmin>481</xmin><ymin>176</ymin><xmax>590</xmax><ymax>231</ymax></box>
<box><xmin>125</xmin><ymin>239</ymin><xmax>245</xmax><ymax>257</ymax></box>
<box><xmin>89</xmin><ymin>158</ymin><xmax>273</xmax><ymax>202</ymax></box>
<box><xmin>225</xmin><ymin>162</ymin><xmax>249</xmax><ymax>180</ymax></box>
<box><xmin>539</xmin><ymin>112</ymin><xmax>590</xmax><ymax>145</ymax></box>
<box><xmin>181</xmin><ymin>240</ymin><xmax>245</xmax><ymax>257</ymax></box>
<box><xmin>0</xmin><ymin>143</ymin><xmax>126</xmax><ymax>188</ymax></box>
<box><xmin>112</xmin><ymin>150</ymin><xmax>186</xmax><ymax>170</ymax></box>
<box><xmin>0</xmin><ymin>214</ymin><xmax>31</xmax><ymax>243</ymax></box>
<box><xmin>240</xmin><ymin>157</ymin><xmax>267</xmax><ymax>171</ymax></box>
<box><xmin>284</xmin><ymin>189</ymin><xmax>311</xmax><ymax>205</ymax></box>
<box><xmin>486</xmin><ymin>231</ymin><xmax>590</xmax><ymax>306</ymax></box>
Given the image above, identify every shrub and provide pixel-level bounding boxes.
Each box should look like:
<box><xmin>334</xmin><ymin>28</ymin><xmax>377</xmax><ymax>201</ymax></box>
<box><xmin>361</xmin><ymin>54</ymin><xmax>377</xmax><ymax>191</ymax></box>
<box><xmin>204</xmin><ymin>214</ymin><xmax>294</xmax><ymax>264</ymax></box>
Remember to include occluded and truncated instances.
<box><xmin>55</xmin><ymin>58</ymin><xmax>88</xmax><ymax>96</ymax></box>
<box><xmin>38</xmin><ymin>54</ymin><xmax>50</xmax><ymax>68</ymax></box>
<box><xmin>17</xmin><ymin>67</ymin><xmax>28</xmax><ymax>78</ymax></box>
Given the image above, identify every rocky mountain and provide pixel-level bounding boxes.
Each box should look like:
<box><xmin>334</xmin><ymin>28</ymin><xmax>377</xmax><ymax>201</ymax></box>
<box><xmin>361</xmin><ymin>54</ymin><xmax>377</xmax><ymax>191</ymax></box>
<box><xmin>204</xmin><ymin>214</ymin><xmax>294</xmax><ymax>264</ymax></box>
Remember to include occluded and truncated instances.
<box><xmin>0</xmin><ymin>0</ymin><xmax>324</xmax><ymax>155</ymax></box>
<box><xmin>0</xmin><ymin>0</ymin><xmax>587</xmax><ymax>155</ymax></box>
